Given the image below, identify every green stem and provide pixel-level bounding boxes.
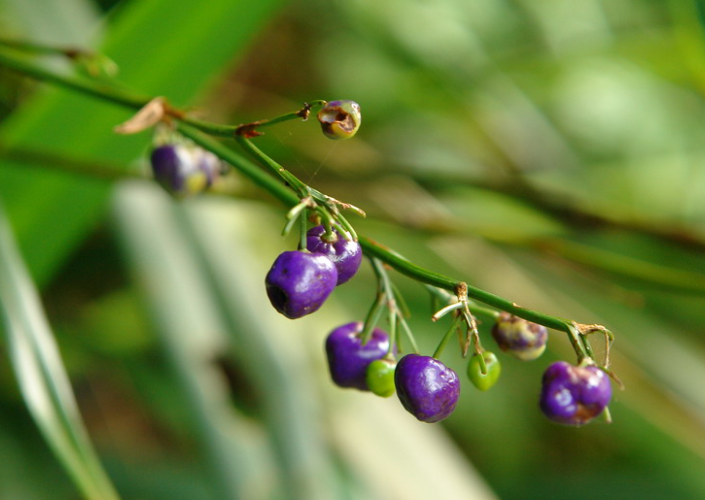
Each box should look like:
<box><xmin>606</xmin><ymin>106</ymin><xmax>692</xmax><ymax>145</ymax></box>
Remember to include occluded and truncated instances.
<box><xmin>581</xmin><ymin>334</ymin><xmax>595</xmax><ymax>360</ymax></box>
<box><xmin>433</xmin><ymin>315</ymin><xmax>463</xmax><ymax>359</ymax></box>
<box><xmin>386</xmin><ymin>307</ymin><xmax>397</xmax><ymax>358</ymax></box>
<box><xmin>398</xmin><ymin>316</ymin><xmax>420</xmax><ymax>354</ymax></box>
<box><xmin>360</xmin><ymin>293</ymin><xmax>386</xmax><ymax>345</ymax></box>
<box><xmin>391</xmin><ymin>283</ymin><xmax>412</xmax><ymax>319</ymax></box>
<box><xmin>176</xmin><ymin>124</ymin><xmax>298</xmax><ymax>206</ymax></box>
<box><xmin>235</xmin><ymin>136</ymin><xmax>309</xmax><ymax>197</ymax></box>
<box><xmin>361</xmin><ymin>237</ymin><xmax>571</xmax><ymax>331</ymax></box>
<box><xmin>0</xmin><ymin>37</ymin><xmax>85</xmax><ymax>57</ymax></box>
<box><xmin>235</xmin><ymin>100</ymin><xmax>327</xmax><ymax>135</ymax></box>
<box><xmin>298</xmin><ymin>209</ymin><xmax>308</xmax><ymax>251</ymax></box>
<box><xmin>181</xmin><ymin>102</ymin><xmax>327</xmax><ymax>138</ymax></box>
<box><xmin>0</xmin><ymin>48</ymin><xmax>596</xmax><ymax>362</ymax></box>
<box><xmin>0</xmin><ymin>49</ymin><xmax>147</xmax><ymax>110</ymax></box>
<box><xmin>568</xmin><ymin>324</ymin><xmax>589</xmax><ymax>362</ymax></box>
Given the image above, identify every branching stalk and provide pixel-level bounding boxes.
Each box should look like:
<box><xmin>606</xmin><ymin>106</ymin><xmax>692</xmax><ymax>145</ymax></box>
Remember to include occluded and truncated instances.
<box><xmin>0</xmin><ymin>48</ymin><xmax>606</xmax><ymax>363</ymax></box>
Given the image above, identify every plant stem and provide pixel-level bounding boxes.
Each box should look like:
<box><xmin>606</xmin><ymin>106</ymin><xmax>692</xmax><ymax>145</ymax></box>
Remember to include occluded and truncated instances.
<box><xmin>235</xmin><ymin>136</ymin><xmax>309</xmax><ymax>197</ymax></box>
<box><xmin>0</xmin><ymin>49</ymin><xmax>147</xmax><ymax>110</ymax></box>
<box><xmin>0</xmin><ymin>49</ymin><xmax>596</xmax><ymax>359</ymax></box>
<box><xmin>176</xmin><ymin>124</ymin><xmax>298</xmax><ymax>206</ymax></box>
<box><xmin>0</xmin><ymin>37</ymin><xmax>85</xmax><ymax>57</ymax></box>
<box><xmin>433</xmin><ymin>315</ymin><xmax>463</xmax><ymax>359</ymax></box>
<box><xmin>360</xmin><ymin>237</ymin><xmax>570</xmax><ymax>331</ymax></box>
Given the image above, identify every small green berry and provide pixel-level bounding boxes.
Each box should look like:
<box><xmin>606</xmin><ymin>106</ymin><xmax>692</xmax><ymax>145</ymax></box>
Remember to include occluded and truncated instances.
<box><xmin>317</xmin><ymin>100</ymin><xmax>361</xmax><ymax>140</ymax></box>
<box><xmin>467</xmin><ymin>351</ymin><xmax>501</xmax><ymax>391</ymax></box>
<box><xmin>365</xmin><ymin>359</ymin><xmax>396</xmax><ymax>398</ymax></box>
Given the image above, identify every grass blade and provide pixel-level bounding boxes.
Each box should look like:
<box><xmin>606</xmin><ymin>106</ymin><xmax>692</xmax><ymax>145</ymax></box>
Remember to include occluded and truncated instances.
<box><xmin>0</xmin><ymin>199</ymin><xmax>120</xmax><ymax>500</ymax></box>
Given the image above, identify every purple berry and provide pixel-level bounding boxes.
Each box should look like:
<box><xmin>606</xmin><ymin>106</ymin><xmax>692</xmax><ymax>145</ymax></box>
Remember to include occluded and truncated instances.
<box><xmin>325</xmin><ymin>322</ymin><xmax>391</xmax><ymax>390</ymax></box>
<box><xmin>265</xmin><ymin>251</ymin><xmax>338</xmax><ymax>319</ymax></box>
<box><xmin>539</xmin><ymin>361</ymin><xmax>612</xmax><ymax>426</ymax></box>
<box><xmin>306</xmin><ymin>226</ymin><xmax>362</xmax><ymax>285</ymax></box>
<box><xmin>492</xmin><ymin>312</ymin><xmax>548</xmax><ymax>361</ymax></box>
<box><xmin>150</xmin><ymin>143</ymin><xmax>221</xmax><ymax>197</ymax></box>
<box><xmin>395</xmin><ymin>354</ymin><xmax>460</xmax><ymax>423</ymax></box>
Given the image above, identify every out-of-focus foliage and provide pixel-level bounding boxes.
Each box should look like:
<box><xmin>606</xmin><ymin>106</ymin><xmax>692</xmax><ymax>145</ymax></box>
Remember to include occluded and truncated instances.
<box><xmin>1</xmin><ymin>0</ymin><xmax>705</xmax><ymax>499</ymax></box>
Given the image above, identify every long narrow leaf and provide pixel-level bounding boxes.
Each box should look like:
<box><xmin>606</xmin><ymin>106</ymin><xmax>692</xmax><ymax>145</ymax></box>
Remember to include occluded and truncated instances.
<box><xmin>112</xmin><ymin>181</ymin><xmax>274</xmax><ymax>500</ymax></box>
<box><xmin>0</xmin><ymin>199</ymin><xmax>120</xmax><ymax>500</ymax></box>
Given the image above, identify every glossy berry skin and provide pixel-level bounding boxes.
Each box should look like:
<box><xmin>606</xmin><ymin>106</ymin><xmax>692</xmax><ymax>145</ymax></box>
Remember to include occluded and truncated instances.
<box><xmin>150</xmin><ymin>144</ymin><xmax>220</xmax><ymax>197</ymax></box>
<box><xmin>306</xmin><ymin>226</ymin><xmax>362</xmax><ymax>285</ymax></box>
<box><xmin>395</xmin><ymin>354</ymin><xmax>460</xmax><ymax>423</ymax></box>
<box><xmin>325</xmin><ymin>322</ymin><xmax>391</xmax><ymax>390</ymax></box>
<box><xmin>366</xmin><ymin>359</ymin><xmax>397</xmax><ymax>398</ymax></box>
<box><xmin>265</xmin><ymin>251</ymin><xmax>338</xmax><ymax>319</ymax></box>
<box><xmin>492</xmin><ymin>312</ymin><xmax>548</xmax><ymax>361</ymax></box>
<box><xmin>540</xmin><ymin>361</ymin><xmax>612</xmax><ymax>426</ymax></box>
<box><xmin>317</xmin><ymin>100</ymin><xmax>362</xmax><ymax>140</ymax></box>
<box><xmin>467</xmin><ymin>351</ymin><xmax>501</xmax><ymax>391</ymax></box>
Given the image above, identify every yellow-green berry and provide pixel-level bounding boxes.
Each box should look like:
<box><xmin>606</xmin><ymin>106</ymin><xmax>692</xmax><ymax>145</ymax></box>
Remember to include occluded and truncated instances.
<box><xmin>467</xmin><ymin>351</ymin><xmax>501</xmax><ymax>391</ymax></box>
<box><xmin>366</xmin><ymin>359</ymin><xmax>396</xmax><ymax>398</ymax></box>
<box><xmin>317</xmin><ymin>100</ymin><xmax>361</xmax><ymax>140</ymax></box>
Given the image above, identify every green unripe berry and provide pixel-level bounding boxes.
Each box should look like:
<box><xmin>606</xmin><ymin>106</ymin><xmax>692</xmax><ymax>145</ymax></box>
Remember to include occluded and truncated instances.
<box><xmin>467</xmin><ymin>351</ymin><xmax>501</xmax><ymax>391</ymax></box>
<box><xmin>365</xmin><ymin>359</ymin><xmax>396</xmax><ymax>398</ymax></box>
<box><xmin>317</xmin><ymin>100</ymin><xmax>361</xmax><ymax>140</ymax></box>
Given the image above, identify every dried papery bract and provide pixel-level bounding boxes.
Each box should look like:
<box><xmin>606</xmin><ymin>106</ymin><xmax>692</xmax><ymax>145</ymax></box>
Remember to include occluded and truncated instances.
<box><xmin>114</xmin><ymin>97</ymin><xmax>169</xmax><ymax>134</ymax></box>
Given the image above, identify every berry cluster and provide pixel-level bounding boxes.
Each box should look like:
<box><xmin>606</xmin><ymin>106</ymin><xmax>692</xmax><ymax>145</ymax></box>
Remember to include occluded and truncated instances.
<box><xmin>320</xmin><ymin>309</ymin><xmax>611</xmax><ymax>425</ymax></box>
<box><xmin>142</xmin><ymin>99</ymin><xmax>615</xmax><ymax>427</ymax></box>
<box><xmin>265</xmin><ymin>226</ymin><xmax>363</xmax><ymax>319</ymax></box>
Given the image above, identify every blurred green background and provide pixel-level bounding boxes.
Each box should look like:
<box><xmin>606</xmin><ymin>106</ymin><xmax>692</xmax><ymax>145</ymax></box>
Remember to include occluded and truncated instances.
<box><xmin>1</xmin><ymin>0</ymin><xmax>705</xmax><ymax>499</ymax></box>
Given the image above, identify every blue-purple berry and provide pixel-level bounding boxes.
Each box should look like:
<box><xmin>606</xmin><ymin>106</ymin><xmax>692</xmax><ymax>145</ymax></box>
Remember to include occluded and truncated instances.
<box><xmin>317</xmin><ymin>100</ymin><xmax>361</xmax><ymax>140</ymax></box>
<box><xmin>150</xmin><ymin>143</ymin><xmax>221</xmax><ymax>197</ymax></box>
<box><xmin>265</xmin><ymin>251</ymin><xmax>338</xmax><ymax>319</ymax></box>
<box><xmin>306</xmin><ymin>226</ymin><xmax>362</xmax><ymax>285</ymax></box>
<box><xmin>395</xmin><ymin>354</ymin><xmax>460</xmax><ymax>423</ymax></box>
<box><xmin>492</xmin><ymin>312</ymin><xmax>548</xmax><ymax>361</ymax></box>
<box><xmin>326</xmin><ymin>322</ymin><xmax>389</xmax><ymax>391</ymax></box>
<box><xmin>325</xmin><ymin>322</ymin><xmax>391</xmax><ymax>390</ymax></box>
<box><xmin>539</xmin><ymin>361</ymin><xmax>612</xmax><ymax>426</ymax></box>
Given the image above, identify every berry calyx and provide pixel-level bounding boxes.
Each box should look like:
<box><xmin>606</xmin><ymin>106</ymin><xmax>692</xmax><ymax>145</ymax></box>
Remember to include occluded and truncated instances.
<box><xmin>492</xmin><ymin>312</ymin><xmax>548</xmax><ymax>361</ymax></box>
<box><xmin>539</xmin><ymin>361</ymin><xmax>612</xmax><ymax>426</ymax></box>
<box><xmin>317</xmin><ymin>100</ymin><xmax>361</xmax><ymax>140</ymax></box>
<box><xmin>150</xmin><ymin>143</ymin><xmax>221</xmax><ymax>197</ymax></box>
<box><xmin>325</xmin><ymin>322</ymin><xmax>391</xmax><ymax>390</ymax></box>
<box><xmin>395</xmin><ymin>354</ymin><xmax>460</xmax><ymax>423</ymax></box>
<box><xmin>265</xmin><ymin>251</ymin><xmax>338</xmax><ymax>319</ymax></box>
<box><xmin>467</xmin><ymin>351</ymin><xmax>501</xmax><ymax>391</ymax></box>
<box><xmin>366</xmin><ymin>359</ymin><xmax>397</xmax><ymax>398</ymax></box>
<box><xmin>306</xmin><ymin>225</ymin><xmax>363</xmax><ymax>285</ymax></box>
